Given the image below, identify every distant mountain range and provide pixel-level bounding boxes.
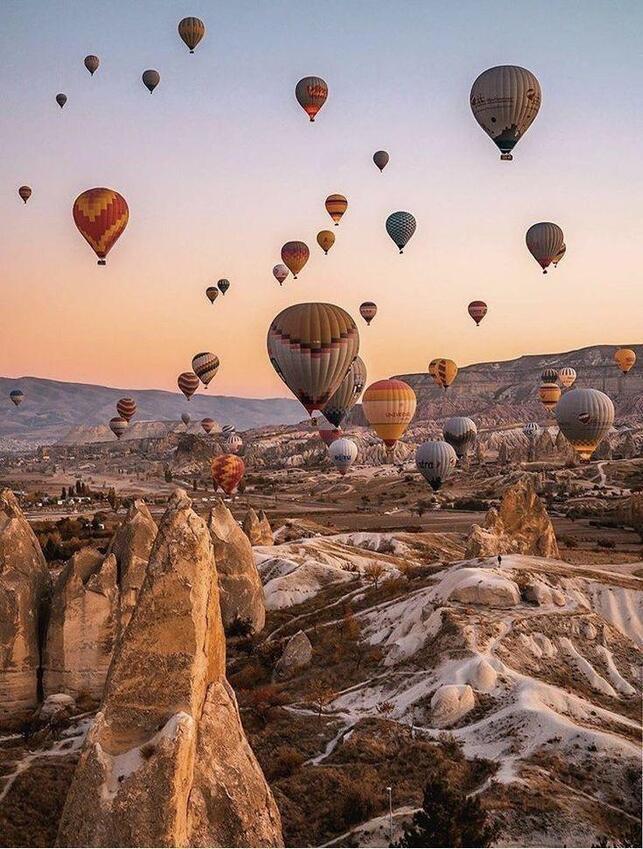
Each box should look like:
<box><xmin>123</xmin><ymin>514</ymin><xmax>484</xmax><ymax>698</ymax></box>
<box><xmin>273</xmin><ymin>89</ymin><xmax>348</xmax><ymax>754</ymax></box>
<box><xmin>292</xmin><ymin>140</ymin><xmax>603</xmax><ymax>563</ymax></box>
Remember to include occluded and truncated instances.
<box><xmin>0</xmin><ymin>376</ymin><xmax>304</xmax><ymax>448</ymax></box>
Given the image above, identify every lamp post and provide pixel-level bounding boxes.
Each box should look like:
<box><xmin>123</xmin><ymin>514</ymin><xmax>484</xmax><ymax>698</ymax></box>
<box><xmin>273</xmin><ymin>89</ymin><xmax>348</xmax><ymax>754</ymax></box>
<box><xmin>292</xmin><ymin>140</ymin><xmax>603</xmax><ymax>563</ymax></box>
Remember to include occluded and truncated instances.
<box><xmin>387</xmin><ymin>785</ymin><xmax>393</xmax><ymax>845</ymax></box>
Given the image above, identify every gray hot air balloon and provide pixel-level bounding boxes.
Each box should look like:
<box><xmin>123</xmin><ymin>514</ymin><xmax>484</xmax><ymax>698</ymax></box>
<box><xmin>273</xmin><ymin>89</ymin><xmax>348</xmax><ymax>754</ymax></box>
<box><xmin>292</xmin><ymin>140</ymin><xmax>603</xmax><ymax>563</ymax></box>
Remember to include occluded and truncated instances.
<box><xmin>416</xmin><ymin>441</ymin><xmax>457</xmax><ymax>491</ymax></box>
<box><xmin>555</xmin><ymin>388</ymin><xmax>614</xmax><ymax>461</ymax></box>
<box><xmin>84</xmin><ymin>55</ymin><xmax>100</xmax><ymax>75</ymax></box>
<box><xmin>321</xmin><ymin>355</ymin><xmax>367</xmax><ymax>428</ymax></box>
<box><xmin>329</xmin><ymin>437</ymin><xmax>358</xmax><ymax>476</ymax></box>
<box><xmin>142</xmin><ymin>69</ymin><xmax>160</xmax><ymax>93</ymax></box>
<box><xmin>443</xmin><ymin>416</ymin><xmax>478</xmax><ymax>459</ymax></box>
<box><xmin>373</xmin><ymin>150</ymin><xmax>389</xmax><ymax>172</ymax></box>
<box><xmin>385</xmin><ymin>211</ymin><xmax>416</xmax><ymax>253</ymax></box>
<box><xmin>526</xmin><ymin>223</ymin><xmax>565</xmax><ymax>273</ymax></box>
<box><xmin>470</xmin><ymin>65</ymin><xmax>541</xmax><ymax>160</ymax></box>
<box><xmin>9</xmin><ymin>389</ymin><xmax>24</xmax><ymax>407</ymax></box>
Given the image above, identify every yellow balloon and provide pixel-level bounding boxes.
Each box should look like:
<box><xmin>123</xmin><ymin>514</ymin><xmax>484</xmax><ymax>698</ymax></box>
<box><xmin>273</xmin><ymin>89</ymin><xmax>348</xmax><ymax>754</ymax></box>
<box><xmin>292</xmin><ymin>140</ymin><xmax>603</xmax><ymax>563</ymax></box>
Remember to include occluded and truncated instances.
<box><xmin>614</xmin><ymin>348</ymin><xmax>636</xmax><ymax>374</ymax></box>
<box><xmin>362</xmin><ymin>379</ymin><xmax>416</xmax><ymax>450</ymax></box>
<box><xmin>317</xmin><ymin>230</ymin><xmax>335</xmax><ymax>254</ymax></box>
<box><xmin>433</xmin><ymin>359</ymin><xmax>458</xmax><ymax>390</ymax></box>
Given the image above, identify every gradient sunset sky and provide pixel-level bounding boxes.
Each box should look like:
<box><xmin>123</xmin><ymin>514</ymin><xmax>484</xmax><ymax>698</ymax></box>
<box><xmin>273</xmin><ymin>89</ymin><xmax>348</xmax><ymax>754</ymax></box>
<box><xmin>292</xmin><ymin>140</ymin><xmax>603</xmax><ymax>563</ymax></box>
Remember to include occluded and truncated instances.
<box><xmin>2</xmin><ymin>0</ymin><xmax>641</xmax><ymax>398</ymax></box>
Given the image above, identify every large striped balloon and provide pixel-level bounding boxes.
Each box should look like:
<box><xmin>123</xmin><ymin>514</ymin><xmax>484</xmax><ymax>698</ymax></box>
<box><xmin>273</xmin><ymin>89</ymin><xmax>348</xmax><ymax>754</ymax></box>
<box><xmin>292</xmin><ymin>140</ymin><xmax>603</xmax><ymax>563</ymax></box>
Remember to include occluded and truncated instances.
<box><xmin>556</xmin><ymin>388</ymin><xmax>614</xmax><ymax>461</ymax></box>
<box><xmin>526</xmin><ymin>223</ymin><xmax>565</xmax><ymax>273</ymax></box>
<box><xmin>467</xmin><ymin>300</ymin><xmax>487</xmax><ymax>326</ymax></box>
<box><xmin>470</xmin><ymin>66</ymin><xmax>541</xmax><ymax>160</ymax></box>
<box><xmin>73</xmin><ymin>188</ymin><xmax>129</xmax><ymax>265</ymax></box>
<box><xmin>322</xmin><ymin>355</ymin><xmax>367</xmax><ymax>428</ymax></box>
<box><xmin>281</xmin><ymin>241</ymin><xmax>309</xmax><ymax>278</ymax></box>
<box><xmin>267</xmin><ymin>302</ymin><xmax>359</xmax><ymax>415</ymax></box>
<box><xmin>295</xmin><ymin>76</ymin><xmax>328</xmax><ymax>122</ymax></box>
<box><xmin>559</xmin><ymin>367</ymin><xmax>576</xmax><ymax>388</ymax></box>
<box><xmin>116</xmin><ymin>397</ymin><xmax>136</xmax><ymax>422</ymax></box>
<box><xmin>385</xmin><ymin>211</ymin><xmax>416</xmax><ymax>253</ymax></box>
<box><xmin>416</xmin><ymin>441</ymin><xmax>457</xmax><ymax>491</ymax></box>
<box><xmin>178</xmin><ymin>17</ymin><xmax>205</xmax><ymax>53</ymax></box>
<box><xmin>541</xmin><ymin>368</ymin><xmax>559</xmax><ymax>383</ymax></box>
<box><xmin>211</xmin><ymin>454</ymin><xmax>245</xmax><ymax>495</ymax></box>
<box><xmin>325</xmin><ymin>194</ymin><xmax>347</xmax><ymax>225</ymax></box>
<box><xmin>178</xmin><ymin>371</ymin><xmax>200</xmax><ymax>400</ymax></box>
<box><xmin>192</xmin><ymin>352</ymin><xmax>220</xmax><ymax>387</ymax></box>
<box><xmin>443</xmin><ymin>417</ymin><xmax>477</xmax><ymax>458</ymax></box>
<box><xmin>362</xmin><ymin>379</ymin><xmax>416</xmax><ymax>449</ymax></box>
<box><xmin>223</xmin><ymin>433</ymin><xmax>243</xmax><ymax>454</ymax></box>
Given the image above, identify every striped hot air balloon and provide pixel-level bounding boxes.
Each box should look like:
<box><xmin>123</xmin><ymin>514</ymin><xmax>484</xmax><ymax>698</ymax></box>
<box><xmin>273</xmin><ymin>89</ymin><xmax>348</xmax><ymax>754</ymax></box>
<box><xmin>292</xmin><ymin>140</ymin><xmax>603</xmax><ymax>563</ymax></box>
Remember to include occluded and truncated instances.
<box><xmin>362</xmin><ymin>379</ymin><xmax>416</xmax><ymax>451</ymax></box>
<box><xmin>223</xmin><ymin>433</ymin><xmax>243</xmax><ymax>454</ymax></box>
<box><xmin>192</xmin><ymin>352</ymin><xmax>220</xmax><ymax>387</ymax></box>
<box><xmin>556</xmin><ymin>388</ymin><xmax>614</xmax><ymax>461</ymax></box>
<box><xmin>295</xmin><ymin>76</ymin><xmax>328</xmax><ymax>122</ymax></box>
<box><xmin>373</xmin><ymin>150</ymin><xmax>389</xmax><ymax>172</ymax></box>
<box><xmin>116</xmin><ymin>398</ymin><xmax>136</xmax><ymax>422</ymax></box>
<box><xmin>433</xmin><ymin>359</ymin><xmax>458</xmax><ymax>391</ymax></box>
<box><xmin>526</xmin><ymin>223</ymin><xmax>565</xmax><ymax>273</ymax></box>
<box><xmin>385</xmin><ymin>211</ymin><xmax>416</xmax><ymax>253</ymax></box>
<box><xmin>541</xmin><ymin>368</ymin><xmax>559</xmax><ymax>384</ymax></box>
<box><xmin>317</xmin><ymin>230</ymin><xmax>335</xmax><ymax>254</ymax></box>
<box><xmin>201</xmin><ymin>417</ymin><xmax>216</xmax><ymax>434</ymax></box>
<box><xmin>470</xmin><ymin>65</ymin><xmax>541</xmax><ymax>160</ymax></box>
<box><xmin>553</xmin><ymin>244</ymin><xmax>566</xmax><ymax>267</ymax></box>
<box><xmin>467</xmin><ymin>300</ymin><xmax>487</xmax><ymax>326</ymax></box>
<box><xmin>281</xmin><ymin>241</ymin><xmax>309</xmax><ymax>279</ymax></box>
<box><xmin>523</xmin><ymin>422</ymin><xmax>541</xmax><ymax>440</ymax></box>
<box><xmin>222</xmin><ymin>424</ymin><xmax>236</xmax><ymax>436</ymax></box>
<box><xmin>84</xmin><ymin>55</ymin><xmax>99</xmax><ymax>75</ymax></box>
<box><xmin>325</xmin><ymin>194</ymin><xmax>347</xmax><ymax>226</ymax></box>
<box><xmin>559</xmin><ymin>367</ymin><xmax>577</xmax><ymax>388</ymax></box>
<box><xmin>313</xmin><ymin>412</ymin><xmax>342</xmax><ymax>447</ymax></box>
<box><xmin>211</xmin><ymin>454</ymin><xmax>245</xmax><ymax>495</ymax></box>
<box><xmin>72</xmin><ymin>188</ymin><xmax>129</xmax><ymax>265</ymax></box>
<box><xmin>18</xmin><ymin>186</ymin><xmax>32</xmax><ymax>204</ymax></box>
<box><xmin>273</xmin><ymin>264</ymin><xmax>289</xmax><ymax>286</ymax></box>
<box><xmin>178</xmin><ymin>372</ymin><xmax>200</xmax><ymax>400</ymax></box>
<box><xmin>109</xmin><ymin>416</ymin><xmax>128</xmax><ymax>440</ymax></box>
<box><xmin>539</xmin><ymin>382</ymin><xmax>561</xmax><ymax>411</ymax></box>
<box><xmin>322</xmin><ymin>355</ymin><xmax>367</xmax><ymax>428</ymax></box>
<box><xmin>178</xmin><ymin>17</ymin><xmax>205</xmax><ymax>53</ymax></box>
<box><xmin>267</xmin><ymin>302</ymin><xmax>359</xmax><ymax>415</ymax></box>
<box><xmin>206</xmin><ymin>286</ymin><xmax>219</xmax><ymax>304</ymax></box>
<box><xmin>329</xmin><ymin>437</ymin><xmax>358</xmax><ymax>476</ymax></box>
<box><xmin>9</xmin><ymin>390</ymin><xmax>24</xmax><ymax>407</ymax></box>
<box><xmin>428</xmin><ymin>359</ymin><xmax>440</xmax><ymax>383</ymax></box>
<box><xmin>614</xmin><ymin>348</ymin><xmax>636</xmax><ymax>374</ymax></box>
<box><xmin>416</xmin><ymin>441</ymin><xmax>457</xmax><ymax>491</ymax></box>
<box><xmin>443</xmin><ymin>417</ymin><xmax>477</xmax><ymax>459</ymax></box>
<box><xmin>359</xmin><ymin>302</ymin><xmax>377</xmax><ymax>326</ymax></box>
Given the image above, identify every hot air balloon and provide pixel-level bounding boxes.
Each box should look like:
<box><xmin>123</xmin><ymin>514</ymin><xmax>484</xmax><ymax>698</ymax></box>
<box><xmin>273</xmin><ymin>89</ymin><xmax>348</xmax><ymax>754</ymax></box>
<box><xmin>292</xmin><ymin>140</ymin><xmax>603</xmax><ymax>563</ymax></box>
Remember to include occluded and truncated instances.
<box><xmin>526</xmin><ymin>223</ymin><xmax>565</xmax><ymax>273</ymax></box>
<box><xmin>109</xmin><ymin>416</ymin><xmax>128</xmax><ymax>440</ymax></box>
<box><xmin>443</xmin><ymin>417</ymin><xmax>477</xmax><ymax>459</ymax></box>
<box><xmin>556</xmin><ymin>388</ymin><xmax>615</xmax><ymax>461</ymax></box>
<box><xmin>313</xmin><ymin>412</ymin><xmax>342</xmax><ymax>447</ymax></box>
<box><xmin>9</xmin><ymin>390</ymin><xmax>24</xmax><ymax>407</ymax></box>
<box><xmin>178</xmin><ymin>17</ymin><xmax>205</xmax><ymax>53</ymax></box>
<box><xmin>211</xmin><ymin>454</ymin><xmax>245</xmax><ymax>495</ymax></box>
<box><xmin>201</xmin><ymin>417</ymin><xmax>216</xmax><ymax>434</ymax></box>
<box><xmin>553</xmin><ymin>244</ymin><xmax>566</xmax><ymax>267</ymax></box>
<box><xmin>116</xmin><ymin>398</ymin><xmax>136</xmax><ymax>422</ymax></box>
<box><xmin>385</xmin><ymin>211</ymin><xmax>416</xmax><ymax>253</ymax></box>
<box><xmin>325</xmin><ymin>194</ymin><xmax>347</xmax><ymax>226</ymax></box>
<box><xmin>142</xmin><ymin>69</ymin><xmax>160</xmax><ymax>93</ymax></box>
<box><xmin>523</xmin><ymin>422</ymin><xmax>541</xmax><ymax>440</ymax></box>
<box><xmin>178</xmin><ymin>371</ymin><xmax>200</xmax><ymax>400</ymax></box>
<box><xmin>614</xmin><ymin>348</ymin><xmax>636</xmax><ymax>375</ymax></box>
<box><xmin>84</xmin><ymin>55</ymin><xmax>99</xmax><ymax>75</ymax></box>
<box><xmin>541</xmin><ymin>368</ymin><xmax>559</xmax><ymax>384</ymax></box>
<box><xmin>223</xmin><ymin>433</ymin><xmax>243</xmax><ymax>454</ymax></box>
<box><xmin>73</xmin><ymin>188</ymin><xmax>129</xmax><ymax>265</ymax></box>
<box><xmin>559</xmin><ymin>367</ymin><xmax>577</xmax><ymax>388</ymax></box>
<box><xmin>192</xmin><ymin>352</ymin><xmax>220</xmax><ymax>387</ymax></box>
<box><xmin>362</xmin><ymin>379</ymin><xmax>416</xmax><ymax>452</ymax></box>
<box><xmin>467</xmin><ymin>301</ymin><xmax>487</xmax><ymax>326</ymax></box>
<box><xmin>222</xmin><ymin>424</ymin><xmax>235</xmax><ymax>436</ymax></box>
<box><xmin>18</xmin><ymin>186</ymin><xmax>31</xmax><ymax>204</ymax></box>
<box><xmin>273</xmin><ymin>264</ymin><xmax>289</xmax><ymax>286</ymax></box>
<box><xmin>322</xmin><ymin>355</ymin><xmax>367</xmax><ymax>427</ymax></box>
<box><xmin>295</xmin><ymin>76</ymin><xmax>328</xmax><ymax>122</ymax></box>
<box><xmin>470</xmin><ymin>65</ymin><xmax>541</xmax><ymax>160</ymax></box>
<box><xmin>359</xmin><ymin>302</ymin><xmax>377</xmax><ymax>326</ymax></box>
<box><xmin>281</xmin><ymin>241</ymin><xmax>309</xmax><ymax>279</ymax></box>
<box><xmin>217</xmin><ymin>279</ymin><xmax>230</xmax><ymax>295</ymax></box>
<box><xmin>267</xmin><ymin>302</ymin><xmax>359</xmax><ymax>415</ymax></box>
<box><xmin>206</xmin><ymin>286</ymin><xmax>219</xmax><ymax>304</ymax></box>
<box><xmin>56</xmin><ymin>93</ymin><xmax>67</xmax><ymax>108</ymax></box>
<box><xmin>428</xmin><ymin>359</ymin><xmax>439</xmax><ymax>383</ymax></box>
<box><xmin>181</xmin><ymin>411</ymin><xmax>191</xmax><ymax>427</ymax></box>
<box><xmin>329</xmin><ymin>437</ymin><xmax>358</xmax><ymax>476</ymax></box>
<box><xmin>433</xmin><ymin>359</ymin><xmax>458</xmax><ymax>391</ymax></box>
<box><xmin>539</xmin><ymin>382</ymin><xmax>561</xmax><ymax>411</ymax></box>
<box><xmin>416</xmin><ymin>441</ymin><xmax>457</xmax><ymax>491</ymax></box>
<box><xmin>373</xmin><ymin>150</ymin><xmax>389</xmax><ymax>172</ymax></box>
<box><xmin>317</xmin><ymin>230</ymin><xmax>335</xmax><ymax>254</ymax></box>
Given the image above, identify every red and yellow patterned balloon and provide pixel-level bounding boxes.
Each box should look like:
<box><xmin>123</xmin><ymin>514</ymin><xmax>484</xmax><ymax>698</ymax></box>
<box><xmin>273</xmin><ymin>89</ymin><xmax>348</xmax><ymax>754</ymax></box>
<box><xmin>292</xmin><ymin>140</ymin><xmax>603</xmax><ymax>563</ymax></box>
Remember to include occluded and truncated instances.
<box><xmin>211</xmin><ymin>454</ymin><xmax>245</xmax><ymax>495</ymax></box>
<box><xmin>73</xmin><ymin>188</ymin><xmax>129</xmax><ymax>265</ymax></box>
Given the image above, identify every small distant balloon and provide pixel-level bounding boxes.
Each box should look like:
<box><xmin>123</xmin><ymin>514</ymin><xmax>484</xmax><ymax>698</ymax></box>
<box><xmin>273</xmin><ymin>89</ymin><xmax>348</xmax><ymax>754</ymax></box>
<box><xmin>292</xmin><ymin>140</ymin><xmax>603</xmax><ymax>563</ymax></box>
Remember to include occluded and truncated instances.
<box><xmin>373</xmin><ymin>150</ymin><xmax>389</xmax><ymax>172</ymax></box>
<box><xmin>181</xmin><ymin>411</ymin><xmax>191</xmax><ymax>426</ymax></box>
<box><xmin>116</xmin><ymin>398</ymin><xmax>136</xmax><ymax>422</ymax></box>
<box><xmin>192</xmin><ymin>352</ymin><xmax>220</xmax><ymax>387</ymax></box>
<box><xmin>178</xmin><ymin>371</ymin><xmax>200</xmax><ymax>400</ymax></box>
<box><xmin>433</xmin><ymin>359</ymin><xmax>458</xmax><ymax>391</ymax></box>
<box><xmin>539</xmin><ymin>382</ymin><xmax>561</xmax><ymax>411</ymax></box>
<box><xmin>217</xmin><ymin>279</ymin><xmax>230</xmax><ymax>295</ymax></box>
<box><xmin>84</xmin><ymin>55</ymin><xmax>100</xmax><ymax>75</ymax></box>
<box><xmin>523</xmin><ymin>422</ymin><xmax>541</xmax><ymax>441</ymax></box>
<box><xmin>526</xmin><ymin>223</ymin><xmax>565</xmax><ymax>273</ymax></box>
<box><xmin>559</xmin><ymin>367</ymin><xmax>576</xmax><ymax>388</ymax></box>
<box><xmin>142</xmin><ymin>70</ymin><xmax>160</xmax><ymax>93</ymax></box>
<box><xmin>541</xmin><ymin>368</ymin><xmax>559</xmax><ymax>384</ymax></box>
<box><xmin>280</xmin><ymin>241</ymin><xmax>309</xmax><ymax>279</ymax></box>
<box><xmin>18</xmin><ymin>186</ymin><xmax>31</xmax><ymax>204</ymax></box>
<box><xmin>317</xmin><ymin>230</ymin><xmax>335</xmax><ymax>254</ymax></box>
<box><xmin>329</xmin><ymin>437</ymin><xmax>358</xmax><ymax>476</ymax></box>
<box><xmin>178</xmin><ymin>17</ymin><xmax>205</xmax><ymax>53</ymax></box>
<box><xmin>109</xmin><ymin>417</ymin><xmax>128</xmax><ymax>440</ymax></box>
<box><xmin>9</xmin><ymin>390</ymin><xmax>24</xmax><ymax>407</ymax></box>
<box><xmin>359</xmin><ymin>302</ymin><xmax>377</xmax><ymax>326</ymax></box>
<box><xmin>201</xmin><ymin>417</ymin><xmax>216</xmax><ymax>434</ymax></box>
<box><xmin>416</xmin><ymin>441</ymin><xmax>457</xmax><ymax>491</ymax></box>
<box><xmin>223</xmin><ymin>433</ymin><xmax>243</xmax><ymax>454</ymax></box>
<box><xmin>273</xmin><ymin>264</ymin><xmax>289</xmax><ymax>286</ymax></box>
<box><xmin>614</xmin><ymin>348</ymin><xmax>636</xmax><ymax>375</ymax></box>
<box><xmin>206</xmin><ymin>286</ymin><xmax>219</xmax><ymax>304</ymax></box>
<box><xmin>467</xmin><ymin>300</ymin><xmax>487</xmax><ymax>326</ymax></box>
<box><xmin>386</xmin><ymin>211</ymin><xmax>416</xmax><ymax>253</ymax></box>
<box><xmin>295</xmin><ymin>76</ymin><xmax>328</xmax><ymax>122</ymax></box>
<box><xmin>325</xmin><ymin>194</ymin><xmax>347</xmax><ymax>226</ymax></box>
<box><xmin>56</xmin><ymin>93</ymin><xmax>67</xmax><ymax>108</ymax></box>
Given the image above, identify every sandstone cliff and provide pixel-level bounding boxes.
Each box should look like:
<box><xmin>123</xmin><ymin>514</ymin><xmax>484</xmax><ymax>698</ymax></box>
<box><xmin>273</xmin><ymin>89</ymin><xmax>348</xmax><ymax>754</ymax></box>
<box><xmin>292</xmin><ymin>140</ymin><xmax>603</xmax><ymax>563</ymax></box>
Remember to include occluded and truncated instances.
<box><xmin>242</xmin><ymin>507</ymin><xmax>273</xmax><ymax>546</ymax></box>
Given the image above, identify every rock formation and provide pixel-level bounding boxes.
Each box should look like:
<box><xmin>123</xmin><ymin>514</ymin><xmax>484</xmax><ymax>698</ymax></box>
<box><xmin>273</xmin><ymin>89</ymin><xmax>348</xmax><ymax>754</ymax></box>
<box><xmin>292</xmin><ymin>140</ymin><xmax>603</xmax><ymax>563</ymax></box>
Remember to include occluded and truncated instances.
<box><xmin>0</xmin><ymin>489</ymin><xmax>49</xmax><ymax>724</ymax></box>
<box><xmin>42</xmin><ymin>549</ymin><xmax>118</xmax><ymax>702</ymax></box>
<box><xmin>57</xmin><ymin>489</ymin><xmax>282</xmax><ymax>848</ymax></box>
<box><xmin>275</xmin><ymin>630</ymin><xmax>313</xmax><ymax>679</ymax></box>
<box><xmin>242</xmin><ymin>507</ymin><xmax>273</xmax><ymax>546</ymax></box>
<box><xmin>208</xmin><ymin>499</ymin><xmax>265</xmax><ymax>634</ymax></box>
<box><xmin>465</xmin><ymin>476</ymin><xmax>559</xmax><ymax>559</ymax></box>
<box><xmin>107</xmin><ymin>499</ymin><xmax>157</xmax><ymax>632</ymax></box>
<box><xmin>430</xmin><ymin>684</ymin><xmax>475</xmax><ymax>727</ymax></box>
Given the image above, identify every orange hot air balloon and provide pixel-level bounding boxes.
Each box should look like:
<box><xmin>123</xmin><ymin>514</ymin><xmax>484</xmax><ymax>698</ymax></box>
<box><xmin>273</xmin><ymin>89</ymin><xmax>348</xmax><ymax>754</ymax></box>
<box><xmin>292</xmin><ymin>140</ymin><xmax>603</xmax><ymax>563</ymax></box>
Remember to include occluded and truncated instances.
<box><xmin>18</xmin><ymin>186</ymin><xmax>32</xmax><ymax>204</ymax></box>
<box><xmin>178</xmin><ymin>371</ymin><xmax>200</xmax><ymax>400</ymax></box>
<box><xmin>73</xmin><ymin>188</ymin><xmax>129</xmax><ymax>265</ymax></box>
<box><xmin>317</xmin><ymin>230</ymin><xmax>335</xmax><ymax>254</ymax></box>
<box><xmin>295</xmin><ymin>76</ymin><xmax>328</xmax><ymax>122</ymax></box>
<box><xmin>614</xmin><ymin>348</ymin><xmax>636</xmax><ymax>375</ymax></box>
<box><xmin>362</xmin><ymin>379</ymin><xmax>417</xmax><ymax>451</ymax></box>
<box><xmin>433</xmin><ymin>359</ymin><xmax>458</xmax><ymax>390</ymax></box>
<box><xmin>116</xmin><ymin>398</ymin><xmax>136</xmax><ymax>422</ymax></box>
<box><xmin>325</xmin><ymin>194</ymin><xmax>347</xmax><ymax>225</ymax></box>
<box><xmin>428</xmin><ymin>359</ymin><xmax>439</xmax><ymax>384</ymax></box>
<box><xmin>281</xmin><ymin>241</ymin><xmax>309</xmax><ymax>278</ymax></box>
<box><xmin>467</xmin><ymin>300</ymin><xmax>488</xmax><ymax>326</ymax></box>
<box><xmin>539</xmin><ymin>382</ymin><xmax>561</xmax><ymax>411</ymax></box>
<box><xmin>211</xmin><ymin>454</ymin><xmax>245</xmax><ymax>495</ymax></box>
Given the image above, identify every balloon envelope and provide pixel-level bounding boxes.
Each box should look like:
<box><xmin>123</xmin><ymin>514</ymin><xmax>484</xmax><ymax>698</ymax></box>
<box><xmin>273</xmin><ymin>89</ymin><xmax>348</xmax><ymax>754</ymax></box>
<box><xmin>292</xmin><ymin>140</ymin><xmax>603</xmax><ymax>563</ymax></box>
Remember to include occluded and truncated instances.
<box><xmin>433</xmin><ymin>359</ymin><xmax>458</xmax><ymax>390</ymax></box>
<box><xmin>201</xmin><ymin>417</ymin><xmax>216</xmax><ymax>434</ymax></box>
<box><xmin>223</xmin><ymin>433</ymin><xmax>243</xmax><ymax>454</ymax></box>
<box><xmin>523</xmin><ymin>422</ymin><xmax>541</xmax><ymax>440</ymax></box>
<box><xmin>541</xmin><ymin>368</ymin><xmax>559</xmax><ymax>383</ymax></box>
<box><xmin>281</xmin><ymin>241</ymin><xmax>309</xmax><ymax>278</ymax></box>
<box><xmin>325</xmin><ymin>194</ymin><xmax>347</xmax><ymax>225</ymax></box>
<box><xmin>116</xmin><ymin>398</ymin><xmax>136</xmax><ymax>422</ymax></box>
<box><xmin>555</xmin><ymin>388</ymin><xmax>614</xmax><ymax>461</ymax></box>
<box><xmin>109</xmin><ymin>417</ymin><xmax>128</xmax><ymax>440</ymax></box>
<box><xmin>178</xmin><ymin>372</ymin><xmax>200</xmax><ymax>400</ymax></box>
<box><xmin>359</xmin><ymin>302</ymin><xmax>377</xmax><ymax>326</ymax></box>
<box><xmin>467</xmin><ymin>301</ymin><xmax>487</xmax><ymax>326</ymax></box>
<box><xmin>206</xmin><ymin>286</ymin><xmax>219</xmax><ymax>303</ymax></box>
<box><xmin>614</xmin><ymin>348</ymin><xmax>636</xmax><ymax>374</ymax></box>
<box><xmin>142</xmin><ymin>69</ymin><xmax>160</xmax><ymax>93</ymax></box>
<box><xmin>192</xmin><ymin>352</ymin><xmax>220</xmax><ymax>387</ymax></box>
<box><xmin>314</xmin><ymin>412</ymin><xmax>342</xmax><ymax>447</ymax></box>
<box><xmin>385</xmin><ymin>211</ymin><xmax>416</xmax><ymax>253</ymax></box>
<box><xmin>73</xmin><ymin>188</ymin><xmax>129</xmax><ymax>265</ymax></box>
<box><xmin>362</xmin><ymin>379</ymin><xmax>416</xmax><ymax>449</ymax></box>
<box><xmin>181</xmin><ymin>412</ymin><xmax>191</xmax><ymax>426</ymax></box>
<box><xmin>526</xmin><ymin>223</ymin><xmax>564</xmax><ymax>273</ymax></box>
<box><xmin>329</xmin><ymin>437</ymin><xmax>358</xmax><ymax>476</ymax></box>
<box><xmin>443</xmin><ymin>417</ymin><xmax>477</xmax><ymax>458</ymax></box>
<box><xmin>56</xmin><ymin>93</ymin><xmax>67</xmax><ymax>108</ymax></box>
<box><xmin>217</xmin><ymin>279</ymin><xmax>230</xmax><ymax>295</ymax></box>
<box><xmin>18</xmin><ymin>186</ymin><xmax>32</xmax><ymax>203</ymax></box>
<box><xmin>559</xmin><ymin>367</ymin><xmax>577</xmax><ymax>388</ymax></box>
<box><xmin>211</xmin><ymin>454</ymin><xmax>245</xmax><ymax>495</ymax></box>
<box><xmin>273</xmin><ymin>264</ymin><xmax>289</xmax><ymax>285</ymax></box>
<box><xmin>416</xmin><ymin>441</ymin><xmax>457</xmax><ymax>491</ymax></box>
<box><xmin>539</xmin><ymin>382</ymin><xmax>561</xmax><ymax>410</ymax></box>
<box><xmin>178</xmin><ymin>17</ymin><xmax>205</xmax><ymax>52</ymax></box>
<box><xmin>317</xmin><ymin>230</ymin><xmax>335</xmax><ymax>254</ymax></box>
<box><xmin>84</xmin><ymin>55</ymin><xmax>99</xmax><ymax>75</ymax></box>
<box><xmin>295</xmin><ymin>76</ymin><xmax>328</xmax><ymax>121</ymax></box>
<box><xmin>9</xmin><ymin>390</ymin><xmax>24</xmax><ymax>407</ymax></box>
<box><xmin>373</xmin><ymin>150</ymin><xmax>389</xmax><ymax>172</ymax></box>
<box><xmin>322</xmin><ymin>355</ymin><xmax>367</xmax><ymax>427</ymax></box>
